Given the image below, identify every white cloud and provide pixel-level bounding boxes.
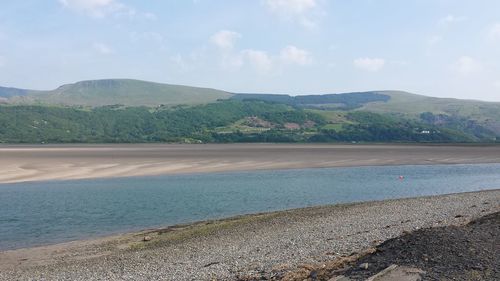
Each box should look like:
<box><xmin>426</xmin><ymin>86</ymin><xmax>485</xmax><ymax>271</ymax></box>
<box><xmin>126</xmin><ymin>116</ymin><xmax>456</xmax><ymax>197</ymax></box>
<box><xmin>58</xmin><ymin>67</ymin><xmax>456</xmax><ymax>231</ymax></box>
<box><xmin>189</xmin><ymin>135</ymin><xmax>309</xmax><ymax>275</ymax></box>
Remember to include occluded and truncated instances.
<box><xmin>438</xmin><ymin>14</ymin><xmax>466</xmax><ymax>26</ymax></box>
<box><xmin>298</xmin><ymin>18</ymin><xmax>317</xmax><ymax>29</ymax></box>
<box><xmin>59</xmin><ymin>0</ymin><xmax>120</xmax><ymax>17</ymax></box>
<box><xmin>428</xmin><ymin>35</ymin><xmax>442</xmax><ymax>46</ymax></box>
<box><xmin>170</xmin><ymin>54</ymin><xmax>192</xmax><ymax>73</ymax></box>
<box><xmin>263</xmin><ymin>0</ymin><xmax>320</xmax><ymax>28</ymax></box>
<box><xmin>390</xmin><ymin>60</ymin><xmax>409</xmax><ymax>66</ymax></box>
<box><xmin>242</xmin><ymin>49</ymin><xmax>273</xmax><ymax>73</ymax></box>
<box><xmin>451</xmin><ymin>56</ymin><xmax>483</xmax><ymax>75</ymax></box>
<box><xmin>93</xmin><ymin>42</ymin><xmax>114</xmax><ymax>54</ymax></box>
<box><xmin>129</xmin><ymin>31</ymin><xmax>165</xmax><ymax>43</ymax></box>
<box><xmin>210</xmin><ymin>30</ymin><xmax>241</xmax><ymax>50</ymax></box>
<box><xmin>0</xmin><ymin>56</ymin><xmax>5</xmax><ymax>67</ymax></box>
<box><xmin>488</xmin><ymin>23</ymin><xmax>500</xmax><ymax>41</ymax></box>
<box><xmin>425</xmin><ymin>35</ymin><xmax>443</xmax><ymax>56</ymax></box>
<box><xmin>220</xmin><ymin>54</ymin><xmax>244</xmax><ymax>70</ymax></box>
<box><xmin>59</xmin><ymin>0</ymin><xmax>115</xmax><ymax>10</ymax></box>
<box><xmin>208</xmin><ymin>34</ymin><xmax>311</xmax><ymax>73</ymax></box>
<box><xmin>143</xmin><ymin>12</ymin><xmax>157</xmax><ymax>21</ymax></box>
<box><xmin>353</xmin><ymin>57</ymin><xmax>386</xmax><ymax>72</ymax></box>
<box><xmin>264</xmin><ymin>0</ymin><xmax>316</xmax><ymax>15</ymax></box>
<box><xmin>58</xmin><ymin>0</ymin><xmax>152</xmax><ymax>19</ymax></box>
<box><xmin>280</xmin><ymin>45</ymin><xmax>312</xmax><ymax>65</ymax></box>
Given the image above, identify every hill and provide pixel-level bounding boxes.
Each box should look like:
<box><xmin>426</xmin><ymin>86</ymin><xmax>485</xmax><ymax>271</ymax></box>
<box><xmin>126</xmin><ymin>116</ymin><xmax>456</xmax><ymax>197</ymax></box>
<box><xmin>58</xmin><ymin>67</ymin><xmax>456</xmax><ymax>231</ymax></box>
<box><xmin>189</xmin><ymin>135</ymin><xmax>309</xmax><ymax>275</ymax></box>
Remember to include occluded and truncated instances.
<box><xmin>359</xmin><ymin>90</ymin><xmax>500</xmax><ymax>119</ymax></box>
<box><xmin>232</xmin><ymin>92</ymin><xmax>390</xmax><ymax>110</ymax></box>
<box><xmin>0</xmin><ymin>87</ymin><xmax>39</xmax><ymax>104</ymax></box>
<box><xmin>356</xmin><ymin>91</ymin><xmax>500</xmax><ymax>138</ymax></box>
<box><xmin>234</xmin><ymin>91</ymin><xmax>500</xmax><ymax>119</ymax></box>
<box><xmin>1</xmin><ymin>80</ymin><xmax>499</xmax><ymax>143</ymax></box>
<box><xmin>6</xmin><ymin>79</ymin><xmax>232</xmax><ymax>107</ymax></box>
<box><xmin>0</xmin><ymin>101</ymin><xmax>326</xmax><ymax>143</ymax></box>
<box><xmin>0</xmin><ymin>86</ymin><xmax>36</xmax><ymax>98</ymax></box>
<box><xmin>234</xmin><ymin>91</ymin><xmax>500</xmax><ymax>139</ymax></box>
<box><xmin>0</xmin><ymin>100</ymin><xmax>487</xmax><ymax>144</ymax></box>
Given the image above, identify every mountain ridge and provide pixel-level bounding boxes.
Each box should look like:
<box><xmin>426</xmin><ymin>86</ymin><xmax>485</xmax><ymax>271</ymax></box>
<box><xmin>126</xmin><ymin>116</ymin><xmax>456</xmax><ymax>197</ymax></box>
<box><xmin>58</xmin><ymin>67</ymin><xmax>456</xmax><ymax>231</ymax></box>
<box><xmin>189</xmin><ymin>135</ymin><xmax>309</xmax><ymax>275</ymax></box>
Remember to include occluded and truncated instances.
<box><xmin>2</xmin><ymin>79</ymin><xmax>500</xmax><ymax>105</ymax></box>
<box><xmin>1</xmin><ymin>79</ymin><xmax>499</xmax><ymax>141</ymax></box>
<box><xmin>3</xmin><ymin>79</ymin><xmax>232</xmax><ymax>107</ymax></box>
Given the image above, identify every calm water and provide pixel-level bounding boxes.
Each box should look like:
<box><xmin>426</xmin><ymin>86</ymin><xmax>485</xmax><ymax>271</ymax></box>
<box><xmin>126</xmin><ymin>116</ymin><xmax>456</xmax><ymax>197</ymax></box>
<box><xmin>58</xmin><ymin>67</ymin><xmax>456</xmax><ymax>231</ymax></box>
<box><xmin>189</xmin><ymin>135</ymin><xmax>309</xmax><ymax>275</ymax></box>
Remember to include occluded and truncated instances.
<box><xmin>1</xmin><ymin>163</ymin><xmax>499</xmax><ymax>250</ymax></box>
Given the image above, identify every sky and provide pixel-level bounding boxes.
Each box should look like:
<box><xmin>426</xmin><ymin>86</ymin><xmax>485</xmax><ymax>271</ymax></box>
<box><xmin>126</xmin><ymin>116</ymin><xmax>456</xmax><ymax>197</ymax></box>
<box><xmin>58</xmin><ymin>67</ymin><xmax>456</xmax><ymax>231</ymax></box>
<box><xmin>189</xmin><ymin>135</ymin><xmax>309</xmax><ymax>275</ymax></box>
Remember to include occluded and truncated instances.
<box><xmin>0</xmin><ymin>0</ymin><xmax>499</xmax><ymax>101</ymax></box>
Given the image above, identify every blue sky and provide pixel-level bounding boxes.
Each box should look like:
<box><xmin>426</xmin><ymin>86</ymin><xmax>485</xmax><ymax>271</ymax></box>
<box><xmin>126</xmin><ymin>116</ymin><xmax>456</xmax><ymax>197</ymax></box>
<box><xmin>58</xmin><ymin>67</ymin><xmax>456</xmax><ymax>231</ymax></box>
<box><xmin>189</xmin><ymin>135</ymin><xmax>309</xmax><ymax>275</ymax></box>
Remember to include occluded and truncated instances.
<box><xmin>0</xmin><ymin>0</ymin><xmax>499</xmax><ymax>101</ymax></box>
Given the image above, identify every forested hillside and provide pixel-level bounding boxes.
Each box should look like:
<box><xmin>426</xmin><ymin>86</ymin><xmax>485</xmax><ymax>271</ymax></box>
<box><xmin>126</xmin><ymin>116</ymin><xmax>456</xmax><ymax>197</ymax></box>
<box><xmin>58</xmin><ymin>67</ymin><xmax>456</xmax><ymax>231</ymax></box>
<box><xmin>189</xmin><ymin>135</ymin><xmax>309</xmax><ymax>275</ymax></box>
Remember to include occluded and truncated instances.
<box><xmin>1</xmin><ymin>80</ymin><xmax>499</xmax><ymax>144</ymax></box>
<box><xmin>0</xmin><ymin>100</ymin><xmax>488</xmax><ymax>144</ymax></box>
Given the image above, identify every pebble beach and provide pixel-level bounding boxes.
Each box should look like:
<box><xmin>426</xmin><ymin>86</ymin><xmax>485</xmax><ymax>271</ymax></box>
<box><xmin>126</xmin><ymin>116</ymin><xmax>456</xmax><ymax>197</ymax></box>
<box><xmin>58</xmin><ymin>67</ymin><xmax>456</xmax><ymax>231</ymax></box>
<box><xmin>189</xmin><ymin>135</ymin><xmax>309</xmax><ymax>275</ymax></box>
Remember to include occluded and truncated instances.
<box><xmin>1</xmin><ymin>189</ymin><xmax>498</xmax><ymax>281</ymax></box>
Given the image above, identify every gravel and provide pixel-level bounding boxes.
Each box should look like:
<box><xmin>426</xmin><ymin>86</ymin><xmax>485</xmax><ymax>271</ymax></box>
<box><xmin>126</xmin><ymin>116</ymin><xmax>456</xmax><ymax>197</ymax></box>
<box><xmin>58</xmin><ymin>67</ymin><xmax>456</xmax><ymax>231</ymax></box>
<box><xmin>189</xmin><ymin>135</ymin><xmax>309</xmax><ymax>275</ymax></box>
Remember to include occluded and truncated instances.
<box><xmin>1</xmin><ymin>190</ymin><xmax>499</xmax><ymax>281</ymax></box>
<box><xmin>343</xmin><ymin>211</ymin><xmax>500</xmax><ymax>280</ymax></box>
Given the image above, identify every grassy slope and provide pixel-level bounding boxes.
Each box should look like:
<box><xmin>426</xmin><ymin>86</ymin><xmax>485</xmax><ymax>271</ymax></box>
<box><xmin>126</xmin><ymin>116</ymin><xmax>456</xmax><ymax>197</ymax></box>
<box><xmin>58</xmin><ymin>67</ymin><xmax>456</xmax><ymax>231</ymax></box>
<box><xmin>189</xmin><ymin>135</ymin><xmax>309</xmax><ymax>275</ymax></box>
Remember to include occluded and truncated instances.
<box><xmin>0</xmin><ymin>86</ymin><xmax>39</xmax><ymax>98</ymax></box>
<box><xmin>3</xmin><ymin>82</ymin><xmax>500</xmax><ymax>140</ymax></box>
<box><xmin>305</xmin><ymin>110</ymin><xmax>353</xmax><ymax>131</ymax></box>
<box><xmin>230</xmin><ymin>91</ymin><xmax>500</xmax><ymax>137</ymax></box>
<box><xmin>11</xmin><ymin>79</ymin><xmax>232</xmax><ymax>107</ymax></box>
<box><xmin>360</xmin><ymin>91</ymin><xmax>500</xmax><ymax>119</ymax></box>
<box><xmin>359</xmin><ymin>91</ymin><xmax>500</xmax><ymax>135</ymax></box>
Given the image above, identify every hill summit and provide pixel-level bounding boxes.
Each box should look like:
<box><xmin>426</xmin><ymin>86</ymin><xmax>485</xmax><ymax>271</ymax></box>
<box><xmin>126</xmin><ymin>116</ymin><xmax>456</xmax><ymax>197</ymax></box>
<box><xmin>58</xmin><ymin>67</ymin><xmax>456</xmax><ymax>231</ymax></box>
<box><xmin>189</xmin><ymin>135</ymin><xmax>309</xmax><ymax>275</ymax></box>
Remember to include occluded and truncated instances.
<box><xmin>2</xmin><ymin>79</ymin><xmax>232</xmax><ymax>107</ymax></box>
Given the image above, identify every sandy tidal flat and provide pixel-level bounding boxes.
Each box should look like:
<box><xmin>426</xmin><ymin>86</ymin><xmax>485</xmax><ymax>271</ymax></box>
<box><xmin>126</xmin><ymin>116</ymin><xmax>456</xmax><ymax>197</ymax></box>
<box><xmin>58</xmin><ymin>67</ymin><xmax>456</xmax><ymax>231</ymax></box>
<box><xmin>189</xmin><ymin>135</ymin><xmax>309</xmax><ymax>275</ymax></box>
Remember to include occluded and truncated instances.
<box><xmin>1</xmin><ymin>144</ymin><xmax>500</xmax><ymax>184</ymax></box>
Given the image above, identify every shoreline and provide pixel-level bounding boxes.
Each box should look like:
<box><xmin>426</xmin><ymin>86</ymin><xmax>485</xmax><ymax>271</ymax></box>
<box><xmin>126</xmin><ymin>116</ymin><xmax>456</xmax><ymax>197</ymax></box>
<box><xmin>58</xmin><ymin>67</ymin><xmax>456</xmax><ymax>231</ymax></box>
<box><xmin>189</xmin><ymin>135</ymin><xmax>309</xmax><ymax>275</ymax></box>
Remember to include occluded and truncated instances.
<box><xmin>1</xmin><ymin>189</ymin><xmax>499</xmax><ymax>280</ymax></box>
<box><xmin>1</xmin><ymin>143</ymin><xmax>500</xmax><ymax>184</ymax></box>
<box><xmin>0</xmin><ymin>189</ymin><xmax>494</xmax><ymax>252</ymax></box>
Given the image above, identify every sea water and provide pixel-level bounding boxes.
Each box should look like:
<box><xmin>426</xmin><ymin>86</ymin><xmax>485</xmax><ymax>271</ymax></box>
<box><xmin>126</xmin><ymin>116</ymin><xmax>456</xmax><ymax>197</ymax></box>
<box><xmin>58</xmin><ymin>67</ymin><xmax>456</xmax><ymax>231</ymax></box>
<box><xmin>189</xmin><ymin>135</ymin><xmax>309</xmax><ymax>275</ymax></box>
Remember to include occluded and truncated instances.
<box><xmin>1</xmin><ymin>163</ymin><xmax>499</xmax><ymax>250</ymax></box>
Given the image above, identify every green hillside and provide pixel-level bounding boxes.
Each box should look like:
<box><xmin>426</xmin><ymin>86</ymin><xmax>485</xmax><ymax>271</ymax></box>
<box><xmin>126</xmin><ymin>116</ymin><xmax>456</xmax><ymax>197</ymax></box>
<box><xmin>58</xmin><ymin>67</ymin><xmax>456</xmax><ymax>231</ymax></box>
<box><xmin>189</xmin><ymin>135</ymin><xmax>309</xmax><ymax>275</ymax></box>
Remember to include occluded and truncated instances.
<box><xmin>357</xmin><ymin>91</ymin><xmax>500</xmax><ymax>136</ymax></box>
<box><xmin>234</xmin><ymin>90</ymin><xmax>500</xmax><ymax>139</ymax></box>
<box><xmin>232</xmin><ymin>92</ymin><xmax>390</xmax><ymax>110</ymax></box>
<box><xmin>9</xmin><ymin>79</ymin><xmax>232</xmax><ymax>107</ymax></box>
<box><xmin>0</xmin><ymin>101</ymin><xmax>325</xmax><ymax>143</ymax></box>
<box><xmin>0</xmin><ymin>100</ymin><xmax>487</xmax><ymax>144</ymax></box>
<box><xmin>1</xmin><ymin>80</ymin><xmax>500</xmax><ymax>143</ymax></box>
<box><xmin>359</xmin><ymin>91</ymin><xmax>500</xmax><ymax>118</ymax></box>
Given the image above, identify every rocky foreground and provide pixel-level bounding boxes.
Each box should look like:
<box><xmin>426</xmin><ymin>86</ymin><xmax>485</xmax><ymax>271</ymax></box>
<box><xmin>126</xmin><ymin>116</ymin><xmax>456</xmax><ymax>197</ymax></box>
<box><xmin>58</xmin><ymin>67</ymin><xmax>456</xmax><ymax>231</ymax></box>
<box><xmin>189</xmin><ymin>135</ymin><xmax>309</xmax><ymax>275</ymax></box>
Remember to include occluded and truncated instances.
<box><xmin>0</xmin><ymin>190</ymin><xmax>499</xmax><ymax>281</ymax></box>
<box><xmin>342</xmin><ymin>211</ymin><xmax>499</xmax><ymax>280</ymax></box>
<box><xmin>270</xmin><ymin>211</ymin><xmax>499</xmax><ymax>281</ymax></box>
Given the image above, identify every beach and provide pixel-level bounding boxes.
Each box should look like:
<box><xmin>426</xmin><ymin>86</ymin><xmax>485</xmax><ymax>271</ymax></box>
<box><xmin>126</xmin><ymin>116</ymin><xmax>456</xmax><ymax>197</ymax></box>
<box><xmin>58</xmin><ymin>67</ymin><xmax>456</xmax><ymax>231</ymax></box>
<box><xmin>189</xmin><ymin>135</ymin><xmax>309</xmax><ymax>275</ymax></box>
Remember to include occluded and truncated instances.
<box><xmin>1</xmin><ymin>144</ymin><xmax>500</xmax><ymax>184</ymax></box>
<box><xmin>1</xmin><ymin>144</ymin><xmax>499</xmax><ymax>280</ymax></box>
<box><xmin>0</xmin><ymin>190</ymin><xmax>498</xmax><ymax>280</ymax></box>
